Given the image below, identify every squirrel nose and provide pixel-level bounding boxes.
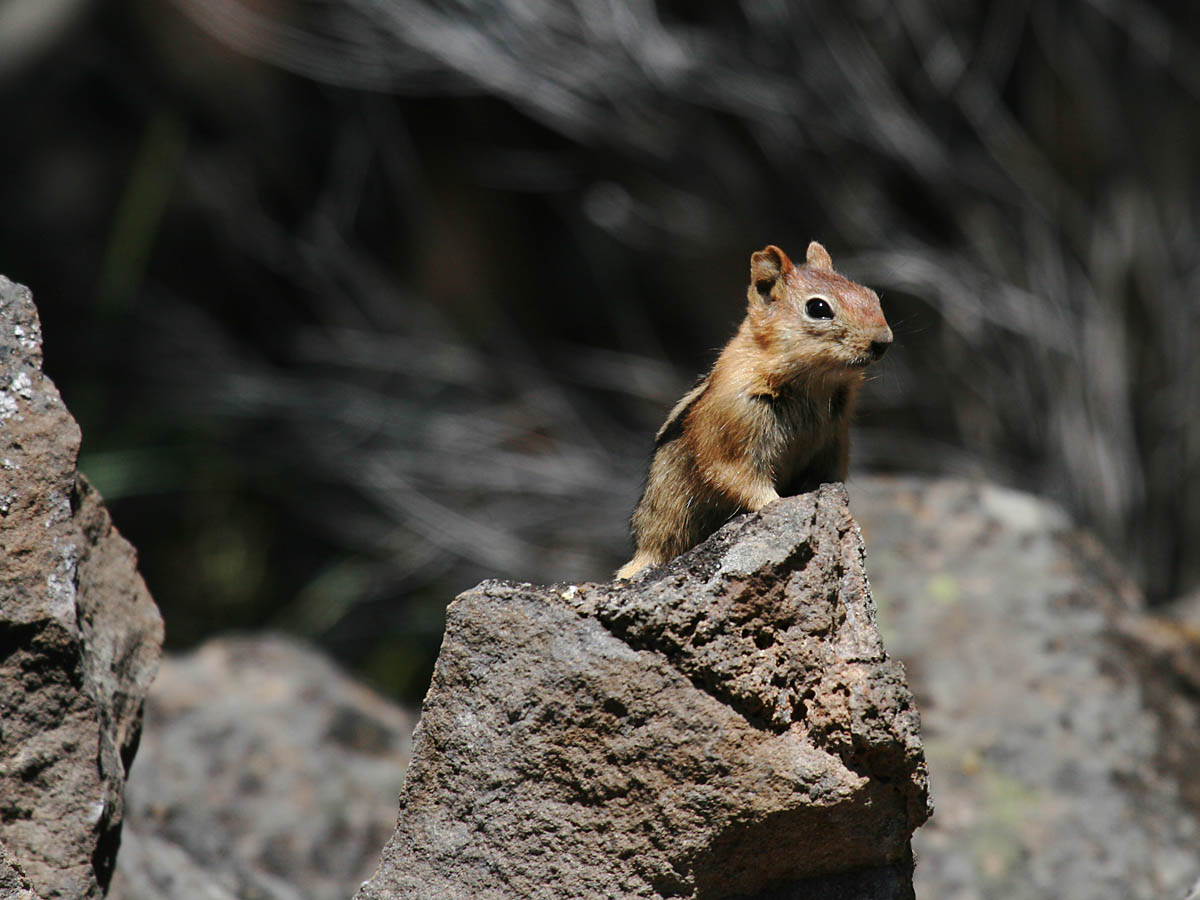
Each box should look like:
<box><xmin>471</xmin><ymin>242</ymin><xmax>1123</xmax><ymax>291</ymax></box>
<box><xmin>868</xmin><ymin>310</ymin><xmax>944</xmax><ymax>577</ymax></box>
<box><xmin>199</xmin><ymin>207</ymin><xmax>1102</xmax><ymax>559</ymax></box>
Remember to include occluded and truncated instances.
<box><xmin>869</xmin><ymin>329</ymin><xmax>892</xmax><ymax>360</ymax></box>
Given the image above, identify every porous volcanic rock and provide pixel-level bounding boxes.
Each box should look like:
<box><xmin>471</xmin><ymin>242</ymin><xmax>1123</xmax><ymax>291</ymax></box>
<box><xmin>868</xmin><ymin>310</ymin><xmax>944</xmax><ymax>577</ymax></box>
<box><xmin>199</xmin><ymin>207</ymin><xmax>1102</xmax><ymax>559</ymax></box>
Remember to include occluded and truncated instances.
<box><xmin>109</xmin><ymin>635</ymin><xmax>416</xmax><ymax>900</ymax></box>
<box><xmin>0</xmin><ymin>276</ymin><xmax>164</xmax><ymax>898</ymax></box>
<box><xmin>356</xmin><ymin>484</ymin><xmax>931</xmax><ymax>900</ymax></box>
<box><xmin>852</xmin><ymin>476</ymin><xmax>1200</xmax><ymax>900</ymax></box>
<box><xmin>0</xmin><ymin>840</ymin><xmax>41</xmax><ymax>900</ymax></box>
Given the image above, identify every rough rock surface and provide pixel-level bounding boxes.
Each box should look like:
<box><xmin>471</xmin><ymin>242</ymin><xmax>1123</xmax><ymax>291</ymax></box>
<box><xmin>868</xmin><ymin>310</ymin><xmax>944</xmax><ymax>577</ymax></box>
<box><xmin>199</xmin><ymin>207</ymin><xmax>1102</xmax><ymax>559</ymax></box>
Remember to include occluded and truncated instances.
<box><xmin>0</xmin><ymin>275</ymin><xmax>164</xmax><ymax>898</ymax></box>
<box><xmin>109</xmin><ymin>635</ymin><xmax>416</xmax><ymax>900</ymax></box>
<box><xmin>357</xmin><ymin>485</ymin><xmax>931</xmax><ymax>900</ymax></box>
<box><xmin>93</xmin><ymin>473</ymin><xmax>1200</xmax><ymax>900</ymax></box>
<box><xmin>0</xmin><ymin>840</ymin><xmax>42</xmax><ymax>900</ymax></box>
<box><xmin>851</xmin><ymin>476</ymin><xmax>1200</xmax><ymax>900</ymax></box>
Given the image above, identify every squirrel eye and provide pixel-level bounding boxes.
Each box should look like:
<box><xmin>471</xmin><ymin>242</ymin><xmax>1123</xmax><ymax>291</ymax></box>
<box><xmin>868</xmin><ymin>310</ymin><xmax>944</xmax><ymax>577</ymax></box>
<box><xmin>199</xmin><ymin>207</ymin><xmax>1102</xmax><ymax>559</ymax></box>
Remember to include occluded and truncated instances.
<box><xmin>805</xmin><ymin>297</ymin><xmax>834</xmax><ymax>319</ymax></box>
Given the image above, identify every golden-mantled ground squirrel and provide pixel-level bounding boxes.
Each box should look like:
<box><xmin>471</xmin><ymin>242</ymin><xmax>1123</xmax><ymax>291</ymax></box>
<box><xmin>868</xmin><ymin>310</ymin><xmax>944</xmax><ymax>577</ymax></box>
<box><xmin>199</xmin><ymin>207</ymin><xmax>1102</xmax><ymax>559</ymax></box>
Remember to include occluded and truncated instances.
<box><xmin>617</xmin><ymin>241</ymin><xmax>892</xmax><ymax>579</ymax></box>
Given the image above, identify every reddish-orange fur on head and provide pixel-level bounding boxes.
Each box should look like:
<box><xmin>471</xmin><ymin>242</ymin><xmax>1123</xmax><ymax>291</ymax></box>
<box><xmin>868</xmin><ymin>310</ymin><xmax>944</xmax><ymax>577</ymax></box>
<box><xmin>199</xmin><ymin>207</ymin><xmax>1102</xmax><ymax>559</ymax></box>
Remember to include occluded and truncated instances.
<box><xmin>745</xmin><ymin>242</ymin><xmax>892</xmax><ymax>390</ymax></box>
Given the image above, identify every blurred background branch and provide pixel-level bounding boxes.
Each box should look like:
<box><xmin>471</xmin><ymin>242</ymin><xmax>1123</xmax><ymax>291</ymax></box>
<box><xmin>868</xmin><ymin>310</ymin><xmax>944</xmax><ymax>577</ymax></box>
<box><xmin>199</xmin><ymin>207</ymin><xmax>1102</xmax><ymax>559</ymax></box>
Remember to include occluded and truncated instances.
<box><xmin>1</xmin><ymin>0</ymin><xmax>1196</xmax><ymax>700</ymax></box>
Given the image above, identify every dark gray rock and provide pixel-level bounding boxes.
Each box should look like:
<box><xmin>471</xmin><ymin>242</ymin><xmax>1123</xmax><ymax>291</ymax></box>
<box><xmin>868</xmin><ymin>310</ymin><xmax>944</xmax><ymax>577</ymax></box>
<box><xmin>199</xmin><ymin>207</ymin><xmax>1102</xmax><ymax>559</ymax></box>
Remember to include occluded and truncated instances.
<box><xmin>0</xmin><ymin>840</ymin><xmax>42</xmax><ymax>900</ymax></box>
<box><xmin>357</xmin><ymin>485</ymin><xmax>931</xmax><ymax>900</ymax></box>
<box><xmin>851</xmin><ymin>476</ymin><xmax>1200</xmax><ymax>900</ymax></box>
<box><xmin>0</xmin><ymin>275</ymin><xmax>164</xmax><ymax>898</ymax></box>
<box><xmin>109</xmin><ymin>635</ymin><xmax>417</xmax><ymax>900</ymax></box>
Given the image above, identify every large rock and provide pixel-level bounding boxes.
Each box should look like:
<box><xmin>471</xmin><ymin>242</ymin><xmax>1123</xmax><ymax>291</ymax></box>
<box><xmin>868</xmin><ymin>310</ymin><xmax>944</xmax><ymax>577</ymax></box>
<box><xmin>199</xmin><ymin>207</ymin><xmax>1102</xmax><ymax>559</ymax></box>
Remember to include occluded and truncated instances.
<box><xmin>851</xmin><ymin>477</ymin><xmax>1200</xmax><ymax>900</ymax></box>
<box><xmin>109</xmin><ymin>635</ymin><xmax>416</xmax><ymax>900</ymax></box>
<box><xmin>357</xmin><ymin>485</ymin><xmax>931</xmax><ymax>900</ymax></box>
<box><xmin>93</xmin><ymin>473</ymin><xmax>1200</xmax><ymax>900</ymax></box>
<box><xmin>0</xmin><ymin>276</ymin><xmax>164</xmax><ymax>898</ymax></box>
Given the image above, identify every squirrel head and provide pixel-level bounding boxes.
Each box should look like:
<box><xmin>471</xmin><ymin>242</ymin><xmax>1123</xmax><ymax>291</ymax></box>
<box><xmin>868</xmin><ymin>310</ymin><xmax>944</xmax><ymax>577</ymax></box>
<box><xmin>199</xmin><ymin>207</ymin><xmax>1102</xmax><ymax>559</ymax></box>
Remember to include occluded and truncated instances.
<box><xmin>746</xmin><ymin>241</ymin><xmax>893</xmax><ymax>379</ymax></box>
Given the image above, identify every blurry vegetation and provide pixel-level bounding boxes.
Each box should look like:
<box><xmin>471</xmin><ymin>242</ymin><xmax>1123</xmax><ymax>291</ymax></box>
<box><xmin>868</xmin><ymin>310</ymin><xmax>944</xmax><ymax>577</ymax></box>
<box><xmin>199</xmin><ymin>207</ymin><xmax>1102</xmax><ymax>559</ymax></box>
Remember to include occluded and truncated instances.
<box><xmin>0</xmin><ymin>0</ymin><xmax>1197</xmax><ymax>702</ymax></box>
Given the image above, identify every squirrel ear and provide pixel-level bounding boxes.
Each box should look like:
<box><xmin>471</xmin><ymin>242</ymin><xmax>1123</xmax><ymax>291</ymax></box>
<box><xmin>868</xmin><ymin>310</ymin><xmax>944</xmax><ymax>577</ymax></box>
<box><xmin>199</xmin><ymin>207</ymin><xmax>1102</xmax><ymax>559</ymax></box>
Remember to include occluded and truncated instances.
<box><xmin>749</xmin><ymin>245</ymin><xmax>794</xmax><ymax>303</ymax></box>
<box><xmin>806</xmin><ymin>241</ymin><xmax>834</xmax><ymax>271</ymax></box>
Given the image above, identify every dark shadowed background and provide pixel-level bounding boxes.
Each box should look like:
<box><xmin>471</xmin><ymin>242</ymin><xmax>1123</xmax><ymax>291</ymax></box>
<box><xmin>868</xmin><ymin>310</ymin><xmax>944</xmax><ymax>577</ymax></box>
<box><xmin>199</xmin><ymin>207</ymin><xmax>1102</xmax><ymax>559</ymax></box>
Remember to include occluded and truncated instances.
<box><xmin>1</xmin><ymin>0</ymin><xmax>1197</xmax><ymax>702</ymax></box>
